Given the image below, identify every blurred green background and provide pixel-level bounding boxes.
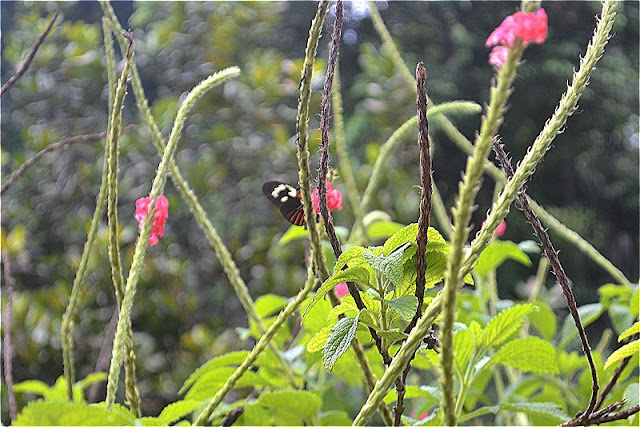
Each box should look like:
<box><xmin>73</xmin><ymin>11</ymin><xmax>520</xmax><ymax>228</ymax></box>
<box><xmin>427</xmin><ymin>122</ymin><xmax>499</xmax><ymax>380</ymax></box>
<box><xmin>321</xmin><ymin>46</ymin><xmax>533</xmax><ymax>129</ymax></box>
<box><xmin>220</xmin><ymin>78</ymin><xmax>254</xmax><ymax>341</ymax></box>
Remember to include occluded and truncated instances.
<box><xmin>1</xmin><ymin>1</ymin><xmax>638</xmax><ymax>418</ymax></box>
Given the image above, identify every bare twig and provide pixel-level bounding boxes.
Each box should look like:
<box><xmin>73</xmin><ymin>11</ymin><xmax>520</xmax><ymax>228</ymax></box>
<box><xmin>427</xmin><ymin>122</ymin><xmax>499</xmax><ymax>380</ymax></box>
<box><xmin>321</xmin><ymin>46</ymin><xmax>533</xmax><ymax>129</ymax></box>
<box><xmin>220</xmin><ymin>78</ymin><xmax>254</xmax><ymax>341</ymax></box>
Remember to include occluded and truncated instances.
<box><xmin>87</xmin><ymin>307</ymin><xmax>119</xmax><ymax>403</ymax></box>
<box><xmin>1</xmin><ymin>250</ymin><xmax>18</xmax><ymax>421</ymax></box>
<box><xmin>1</xmin><ymin>125</ymin><xmax>136</xmax><ymax>196</ymax></box>
<box><xmin>492</xmin><ymin>140</ymin><xmax>599</xmax><ymax>418</ymax></box>
<box><xmin>394</xmin><ymin>62</ymin><xmax>432</xmax><ymax>426</ymax></box>
<box><xmin>562</xmin><ymin>401</ymin><xmax>639</xmax><ymax>426</ymax></box>
<box><xmin>1</xmin><ymin>12</ymin><xmax>60</xmax><ymax>97</ymax></box>
<box><xmin>221</xmin><ymin>407</ymin><xmax>245</xmax><ymax>427</ymax></box>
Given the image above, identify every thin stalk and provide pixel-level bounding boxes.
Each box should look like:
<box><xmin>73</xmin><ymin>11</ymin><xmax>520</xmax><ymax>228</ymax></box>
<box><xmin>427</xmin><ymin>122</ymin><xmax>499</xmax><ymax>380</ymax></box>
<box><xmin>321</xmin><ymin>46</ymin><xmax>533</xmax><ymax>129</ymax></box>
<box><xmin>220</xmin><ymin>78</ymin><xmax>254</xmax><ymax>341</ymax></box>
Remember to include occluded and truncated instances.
<box><xmin>2</xmin><ymin>250</ymin><xmax>18</xmax><ymax>420</ymax></box>
<box><xmin>431</xmin><ymin>182</ymin><xmax>453</xmax><ymax>239</ymax></box>
<box><xmin>105</xmin><ymin>67</ymin><xmax>240</xmax><ymax>408</ymax></box>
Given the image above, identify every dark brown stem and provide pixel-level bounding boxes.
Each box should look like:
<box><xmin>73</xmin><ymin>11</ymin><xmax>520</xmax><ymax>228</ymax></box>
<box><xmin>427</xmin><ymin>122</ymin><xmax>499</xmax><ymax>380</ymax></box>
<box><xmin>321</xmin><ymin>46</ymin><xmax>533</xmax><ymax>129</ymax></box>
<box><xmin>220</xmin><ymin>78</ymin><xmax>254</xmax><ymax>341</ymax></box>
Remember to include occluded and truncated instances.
<box><xmin>221</xmin><ymin>406</ymin><xmax>245</xmax><ymax>427</ymax></box>
<box><xmin>561</xmin><ymin>401</ymin><xmax>639</xmax><ymax>427</ymax></box>
<box><xmin>1</xmin><ymin>250</ymin><xmax>18</xmax><ymax>420</ymax></box>
<box><xmin>394</xmin><ymin>62</ymin><xmax>433</xmax><ymax>426</ymax></box>
<box><xmin>87</xmin><ymin>307</ymin><xmax>119</xmax><ymax>402</ymax></box>
<box><xmin>1</xmin><ymin>12</ymin><xmax>60</xmax><ymax>97</ymax></box>
<box><xmin>1</xmin><ymin>125</ymin><xmax>136</xmax><ymax>196</ymax></box>
<box><xmin>594</xmin><ymin>355</ymin><xmax>632</xmax><ymax>411</ymax></box>
<box><xmin>492</xmin><ymin>140</ymin><xmax>599</xmax><ymax>419</ymax></box>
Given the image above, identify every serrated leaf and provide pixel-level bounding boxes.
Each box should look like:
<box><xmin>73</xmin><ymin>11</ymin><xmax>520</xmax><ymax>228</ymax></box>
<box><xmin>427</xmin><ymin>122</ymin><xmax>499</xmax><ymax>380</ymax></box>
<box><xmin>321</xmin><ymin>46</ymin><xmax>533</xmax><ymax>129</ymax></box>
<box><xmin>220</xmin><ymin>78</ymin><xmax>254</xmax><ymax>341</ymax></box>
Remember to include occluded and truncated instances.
<box><xmin>622</xmin><ymin>382</ymin><xmax>639</xmax><ymax>411</ymax></box>
<box><xmin>14</xmin><ymin>401</ymin><xmax>136</xmax><ymax>426</ymax></box>
<box><xmin>255</xmin><ymin>294</ymin><xmax>287</xmax><ymax>318</ymax></box>
<box><xmin>501</xmin><ymin>401</ymin><xmax>570</xmax><ymax>422</ymax></box>
<box><xmin>454</xmin><ymin>328</ymin><xmax>475</xmax><ymax>372</ymax></box>
<box><xmin>482</xmin><ymin>304</ymin><xmax>537</xmax><ymax>349</ymax></box>
<box><xmin>529</xmin><ymin>301</ymin><xmax>557</xmax><ymax>340</ymax></box>
<box><xmin>184</xmin><ymin>367</ymin><xmax>273</xmax><ymax>401</ymax></box>
<box><xmin>383</xmin><ymin>224</ymin><xmax>446</xmax><ymax>256</ymax></box>
<box><xmin>378</xmin><ymin>329</ymin><xmax>408</xmax><ymax>346</ymax></box>
<box><xmin>322</xmin><ymin>312</ymin><xmax>361</xmax><ymax>372</ymax></box>
<box><xmin>278</xmin><ymin>225</ymin><xmax>309</xmax><ymax>245</ymax></box>
<box><xmin>303</xmin><ymin>266</ymin><xmax>370</xmax><ymax>318</ymax></box>
<box><xmin>135</xmin><ymin>417</ymin><xmax>168</xmax><ymax>426</ymax></box>
<box><xmin>387</xmin><ymin>295</ymin><xmax>418</xmax><ymax>321</ymax></box>
<box><xmin>334</xmin><ymin>246</ymin><xmax>366</xmax><ymax>273</ymax></box>
<box><xmin>13</xmin><ymin>380</ymin><xmax>50</xmax><ymax>396</ymax></box>
<box><xmin>474</xmin><ymin>240</ymin><xmax>532</xmax><ymax>277</ymax></box>
<box><xmin>363</xmin><ymin>245</ymin><xmax>408</xmax><ymax>288</ymax></box>
<box><xmin>158</xmin><ymin>400</ymin><xmax>202</xmax><ymax>424</ymax></box>
<box><xmin>559</xmin><ymin>303</ymin><xmax>604</xmax><ymax>348</ymax></box>
<box><xmin>619</xmin><ymin>321</ymin><xmax>640</xmax><ymax>342</ymax></box>
<box><xmin>604</xmin><ymin>340</ymin><xmax>639</xmax><ymax>370</ymax></box>
<box><xmin>367</xmin><ymin>221</ymin><xmax>405</xmax><ymax>240</ymax></box>
<box><xmin>489</xmin><ymin>337</ymin><xmax>559</xmax><ymax>373</ymax></box>
<box><xmin>253</xmin><ymin>390</ymin><xmax>322</xmax><ymax>420</ymax></box>
<box><xmin>307</xmin><ymin>327</ymin><xmax>332</xmax><ymax>353</ymax></box>
<box><xmin>180</xmin><ymin>351</ymin><xmax>249</xmax><ymax>393</ymax></box>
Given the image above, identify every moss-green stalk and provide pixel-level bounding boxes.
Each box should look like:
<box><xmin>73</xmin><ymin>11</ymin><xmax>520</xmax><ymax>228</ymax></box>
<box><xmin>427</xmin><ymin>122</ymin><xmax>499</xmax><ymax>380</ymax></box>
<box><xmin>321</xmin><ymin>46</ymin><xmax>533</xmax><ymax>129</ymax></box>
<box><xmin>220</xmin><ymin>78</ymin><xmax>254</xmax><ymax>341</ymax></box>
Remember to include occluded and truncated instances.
<box><xmin>440</xmin><ymin>44</ymin><xmax>524</xmax><ymax>427</ymax></box>
<box><xmin>333</xmin><ymin>67</ymin><xmax>366</xmax><ymax>240</ymax></box>
<box><xmin>104</xmin><ymin>28</ymin><xmax>141</xmax><ymax>416</ymax></box>
<box><xmin>432</xmin><ymin>181</ymin><xmax>453</xmax><ymax>239</ymax></box>
<box><xmin>97</xmin><ymin>1</ymin><xmax>301</xmax><ymax>387</ymax></box>
<box><xmin>193</xmin><ymin>264</ymin><xmax>318</xmax><ymax>425</ymax></box>
<box><xmin>295</xmin><ymin>0</ymin><xmax>331</xmax><ymax>279</ymax></box>
<box><xmin>461</xmin><ymin>0</ymin><xmax>619</xmax><ymax>281</ymax></box>
<box><xmin>368</xmin><ymin>0</ymin><xmax>631</xmax><ymax>287</ymax></box>
<box><xmin>105</xmin><ymin>68</ymin><xmax>239</xmax><ymax>408</ymax></box>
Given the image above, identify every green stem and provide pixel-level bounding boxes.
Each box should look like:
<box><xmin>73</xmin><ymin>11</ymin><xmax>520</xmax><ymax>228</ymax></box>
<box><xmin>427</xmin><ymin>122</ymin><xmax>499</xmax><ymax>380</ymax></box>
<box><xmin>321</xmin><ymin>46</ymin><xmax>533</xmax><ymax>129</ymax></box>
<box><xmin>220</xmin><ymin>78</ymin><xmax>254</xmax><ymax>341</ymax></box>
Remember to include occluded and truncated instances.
<box><xmin>440</xmin><ymin>43</ymin><xmax>525</xmax><ymax>427</ymax></box>
<box><xmin>105</xmin><ymin>67</ymin><xmax>239</xmax><ymax>408</ymax></box>
<box><xmin>431</xmin><ymin>182</ymin><xmax>453</xmax><ymax>239</ymax></box>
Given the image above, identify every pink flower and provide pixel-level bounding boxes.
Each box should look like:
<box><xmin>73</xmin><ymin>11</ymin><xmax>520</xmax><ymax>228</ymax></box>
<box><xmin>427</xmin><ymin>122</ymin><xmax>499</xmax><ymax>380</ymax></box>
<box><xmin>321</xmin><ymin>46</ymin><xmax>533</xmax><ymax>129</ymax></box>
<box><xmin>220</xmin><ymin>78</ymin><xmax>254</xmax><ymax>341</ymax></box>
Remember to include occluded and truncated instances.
<box><xmin>335</xmin><ymin>282</ymin><xmax>349</xmax><ymax>298</ymax></box>
<box><xmin>312</xmin><ymin>182</ymin><xmax>343</xmax><ymax>213</ymax></box>
<box><xmin>489</xmin><ymin>46</ymin><xmax>509</xmax><ymax>68</ymax></box>
<box><xmin>486</xmin><ymin>8</ymin><xmax>547</xmax><ymax>48</ymax></box>
<box><xmin>135</xmin><ymin>195</ymin><xmax>169</xmax><ymax>246</ymax></box>
<box><xmin>483</xmin><ymin>219</ymin><xmax>507</xmax><ymax>238</ymax></box>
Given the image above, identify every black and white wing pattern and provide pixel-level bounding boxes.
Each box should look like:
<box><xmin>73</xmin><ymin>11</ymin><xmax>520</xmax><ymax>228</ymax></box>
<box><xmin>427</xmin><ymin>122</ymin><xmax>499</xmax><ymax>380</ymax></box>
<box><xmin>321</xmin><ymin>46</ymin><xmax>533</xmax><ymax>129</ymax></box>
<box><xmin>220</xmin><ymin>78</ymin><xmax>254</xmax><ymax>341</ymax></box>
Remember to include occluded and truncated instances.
<box><xmin>262</xmin><ymin>181</ymin><xmax>306</xmax><ymax>226</ymax></box>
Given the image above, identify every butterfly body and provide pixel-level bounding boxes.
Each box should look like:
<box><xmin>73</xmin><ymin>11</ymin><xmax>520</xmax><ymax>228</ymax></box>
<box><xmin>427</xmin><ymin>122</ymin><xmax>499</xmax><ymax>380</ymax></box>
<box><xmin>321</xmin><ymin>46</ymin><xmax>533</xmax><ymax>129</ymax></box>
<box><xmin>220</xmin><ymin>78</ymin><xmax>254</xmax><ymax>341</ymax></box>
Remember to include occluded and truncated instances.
<box><xmin>262</xmin><ymin>181</ymin><xmax>306</xmax><ymax>226</ymax></box>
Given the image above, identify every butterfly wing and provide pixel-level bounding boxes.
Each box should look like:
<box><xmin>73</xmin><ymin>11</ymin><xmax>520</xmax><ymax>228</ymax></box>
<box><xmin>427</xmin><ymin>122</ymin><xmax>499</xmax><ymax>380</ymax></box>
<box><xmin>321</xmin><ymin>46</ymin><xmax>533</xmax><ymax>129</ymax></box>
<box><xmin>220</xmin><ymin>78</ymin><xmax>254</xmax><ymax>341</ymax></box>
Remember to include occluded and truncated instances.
<box><xmin>262</xmin><ymin>181</ymin><xmax>306</xmax><ymax>226</ymax></box>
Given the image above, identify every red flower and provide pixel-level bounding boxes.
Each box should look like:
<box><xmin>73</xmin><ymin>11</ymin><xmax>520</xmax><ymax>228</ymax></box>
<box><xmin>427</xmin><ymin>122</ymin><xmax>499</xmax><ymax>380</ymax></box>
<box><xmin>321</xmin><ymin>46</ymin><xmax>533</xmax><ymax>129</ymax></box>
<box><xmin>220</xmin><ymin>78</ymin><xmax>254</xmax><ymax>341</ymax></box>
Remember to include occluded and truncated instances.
<box><xmin>489</xmin><ymin>46</ymin><xmax>509</xmax><ymax>68</ymax></box>
<box><xmin>486</xmin><ymin>8</ymin><xmax>547</xmax><ymax>67</ymax></box>
<box><xmin>312</xmin><ymin>182</ymin><xmax>343</xmax><ymax>213</ymax></box>
<box><xmin>335</xmin><ymin>282</ymin><xmax>349</xmax><ymax>298</ymax></box>
<box><xmin>483</xmin><ymin>219</ymin><xmax>507</xmax><ymax>238</ymax></box>
<box><xmin>135</xmin><ymin>195</ymin><xmax>169</xmax><ymax>246</ymax></box>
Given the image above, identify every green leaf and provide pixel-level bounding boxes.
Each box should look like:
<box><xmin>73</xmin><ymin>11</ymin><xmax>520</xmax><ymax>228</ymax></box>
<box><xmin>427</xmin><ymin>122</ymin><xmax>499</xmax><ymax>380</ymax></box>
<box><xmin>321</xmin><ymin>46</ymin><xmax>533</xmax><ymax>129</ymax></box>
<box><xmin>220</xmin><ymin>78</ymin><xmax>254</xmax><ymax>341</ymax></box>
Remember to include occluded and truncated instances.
<box><xmin>422</xmin><ymin>250</ymin><xmax>473</xmax><ymax>289</ymax></box>
<box><xmin>529</xmin><ymin>301</ymin><xmax>557</xmax><ymax>341</ymax></box>
<box><xmin>322</xmin><ymin>311</ymin><xmax>361</xmax><ymax>372</ymax></box>
<box><xmin>318</xmin><ymin>410</ymin><xmax>352</xmax><ymax>426</ymax></box>
<box><xmin>387</xmin><ymin>295</ymin><xmax>418</xmax><ymax>321</ymax></box>
<box><xmin>135</xmin><ymin>417</ymin><xmax>167</xmax><ymax>426</ymax></box>
<box><xmin>180</xmin><ymin>351</ymin><xmax>249</xmax><ymax>393</ymax></box>
<box><xmin>158</xmin><ymin>400</ymin><xmax>202</xmax><ymax>424</ymax></box>
<box><xmin>255</xmin><ymin>294</ymin><xmax>287</xmax><ymax>318</ymax></box>
<box><xmin>13</xmin><ymin>380</ymin><xmax>51</xmax><ymax>397</ymax></box>
<box><xmin>604</xmin><ymin>340</ymin><xmax>639</xmax><ymax>370</ymax></box>
<box><xmin>184</xmin><ymin>367</ymin><xmax>273</xmax><ymax>401</ymax></box>
<box><xmin>619</xmin><ymin>321</ymin><xmax>640</xmax><ymax>342</ymax></box>
<box><xmin>482</xmin><ymin>304</ymin><xmax>537</xmax><ymax>349</ymax></box>
<box><xmin>14</xmin><ymin>401</ymin><xmax>136</xmax><ymax>426</ymax></box>
<box><xmin>278</xmin><ymin>225</ymin><xmax>308</xmax><ymax>245</ymax></box>
<box><xmin>501</xmin><ymin>401</ymin><xmax>570</xmax><ymax>423</ymax></box>
<box><xmin>334</xmin><ymin>246</ymin><xmax>366</xmax><ymax>273</ymax></box>
<box><xmin>559</xmin><ymin>303</ymin><xmax>604</xmax><ymax>348</ymax></box>
<box><xmin>383</xmin><ymin>385</ymin><xmax>439</xmax><ymax>404</ymax></box>
<box><xmin>363</xmin><ymin>245</ymin><xmax>408</xmax><ymax>288</ymax></box>
<box><xmin>303</xmin><ymin>266</ymin><xmax>370</xmax><ymax>318</ymax></box>
<box><xmin>307</xmin><ymin>326</ymin><xmax>332</xmax><ymax>353</ymax></box>
<box><xmin>76</xmin><ymin>373</ymin><xmax>107</xmax><ymax>391</ymax></box>
<box><xmin>474</xmin><ymin>240</ymin><xmax>532</xmax><ymax>277</ymax></box>
<box><xmin>454</xmin><ymin>328</ymin><xmax>476</xmax><ymax>372</ymax></box>
<box><xmin>383</xmin><ymin>224</ymin><xmax>445</xmax><ymax>256</ymax></box>
<box><xmin>608</xmin><ymin>303</ymin><xmax>634</xmax><ymax>335</ymax></box>
<box><xmin>252</xmin><ymin>390</ymin><xmax>322</xmax><ymax>422</ymax></box>
<box><xmin>489</xmin><ymin>337</ymin><xmax>559</xmax><ymax>373</ymax></box>
<box><xmin>378</xmin><ymin>329</ymin><xmax>408</xmax><ymax>347</ymax></box>
<box><xmin>622</xmin><ymin>382</ymin><xmax>639</xmax><ymax>411</ymax></box>
<box><xmin>367</xmin><ymin>221</ymin><xmax>405</xmax><ymax>240</ymax></box>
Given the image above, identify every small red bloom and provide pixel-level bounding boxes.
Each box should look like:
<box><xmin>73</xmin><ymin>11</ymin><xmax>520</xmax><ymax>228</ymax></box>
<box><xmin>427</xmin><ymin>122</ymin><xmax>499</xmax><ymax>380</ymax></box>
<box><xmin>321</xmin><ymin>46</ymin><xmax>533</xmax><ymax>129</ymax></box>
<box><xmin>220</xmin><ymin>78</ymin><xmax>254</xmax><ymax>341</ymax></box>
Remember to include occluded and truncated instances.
<box><xmin>312</xmin><ymin>182</ymin><xmax>343</xmax><ymax>213</ymax></box>
<box><xmin>489</xmin><ymin>46</ymin><xmax>509</xmax><ymax>68</ymax></box>
<box><xmin>135</xmin><ymin>195</ymin><xmax>169</xmax><ymax>246</ymax></box>
<box><xmin>483</xmin><ymin>219</ymin><xmax>507</xmax><ymax>238</ymax></box>
<box><xmin>335</xmin><ymin>282</ymin><xmax>349</xmax><ymax>298</ymax></box>
<box><xmin>486</xmin><ymin>8</ymin><xmax>547</xmax><ymax>67</ymax></box>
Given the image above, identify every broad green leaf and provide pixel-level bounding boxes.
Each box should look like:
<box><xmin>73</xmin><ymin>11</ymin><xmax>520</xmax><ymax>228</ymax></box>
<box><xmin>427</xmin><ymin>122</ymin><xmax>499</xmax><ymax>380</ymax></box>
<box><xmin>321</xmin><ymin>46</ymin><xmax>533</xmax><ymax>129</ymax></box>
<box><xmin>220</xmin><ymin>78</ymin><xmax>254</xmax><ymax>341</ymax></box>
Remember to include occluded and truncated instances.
<box><xmin>135</xmin><ymin>417</ymin><xmax>167</xmax><ymax>426</ymax></box>
<box><xmin>529</xmin><ymin>301</ymin><xmax>557</xmax><ymax>340</ymax></box>
<box><xmin>363</xmin><ymin>245</ymin><xmax>408</xmax><ymax>287</ymax></box>
<box><xmin>608</xmin><ymin>303</ymin><xmax>634</xmax><ymax>335</ymax></box>
<box><xmin>300</xmin><ymin>297</ymin><xmax>332</xmax><ymax>333</ymax></box>
<box><xmin>422</xmin><ymin>250</ymin><xmax>473</xmax><ymax>289</ymax></box>
<box><xmin>482</xmin><ymin>304</ymin><xmax>537</xmax><ymax>349</ymax></box>
<box><xmin>255</xmin><ymin>294</ymin><xmax>287</xmax><ymax>318</ymax></box>
<box><xmin>278</xmin><ymin>225</ymin><xmax>308</xmax><ymax>245</ymax></box>
<box><xmin>631</xmin><ymin>288</ymin><xmax>639</xmax><ymax>317</ymax></box>
<box><xmin>383</xmin><ymin>385</ymin><xmax>439</xmax><ymax>405</ymax></box>
<box><xmin>501</xmin><ymin>401</ymin><xmax>570</xmax><ymax>423</ymax></box>
<box><xmin>13</xmin><ymin>380</ymin><xmax>50</xmax><ymax>396</ymax></box>
<box><xmin>387</xmin><ymin>295</ymin><xmax>418</xmax><ymax>321</ymax></box>
<box><xmin>158</xmin><ymin>400</ymin><xmax>202</xmax><ymax>424</ymax></box>
<box><xmin>334</xmin><ymin>246</ymin><xmax>366</xmax><ymax>273</ymax></box>
<box><xmin>474</xmin><ymin>240</ymin><xmax>532</xmax><ymax>277</ymax></box>
<box><xmin>454</xmin><ymin>328</ymin><xmax>475</xmax><ymax>372</ymax></box>
<box><xmin>559</xmin><ymin>303</ymin><xmax>604</xmax><ymax>348</ymax></box>
<box><xmin>598</xmin><ymin>283</ymin><xmax>633</xmax><ymax>307</ymax></box>
<box><xmin>489</xmin><ymin>337</ymin><xmax>559</xmax><ymax>373</ymax></box>
<box><xmin>253</xmin><ymin>390</ymin><xmax>322</xmax><ymax>421</ymax></box>
<box><xmin>322</xmin><ymin>311</ymin><xmax>361</xmax><ymax>372</ymax></box>
<box><xmin>622</xmin><ymin>382</ymin><xmax>639</xmax><ymax>411</ymax></box>
<box><xmin>318</xmin><ymin>410</ymin><xmax>352</xmax><ymax>426</ymax></box>
<box><xmin>378</xmin><ymin>329</ymin><xmax>408</xmax><ymax>347</ymax></box>
<box><xmin>604</xmin><ymin>340</ymin><xmax>639</xmax><ymax>370</ymax></box>
<box><xmin>180</xmin><ymin>351</ymin><xmax>249</xmax><ymax>393</ymax></box>
<box><xmin>14</xmin><ymin>401</ymin><xmax>136</xmax><ymax>426</ymax></box>
<box><xmin>184</xmin><ymin>367</ymin><xmax>273</xmax><ymax>400</ymax></box>
<box><xmin>307</xmin><ymin>326</ymin><xmax>332</xmax><ymax>353</ymax></box>
<box><xmin>383</xmin><ymin>224</ymin><xmax>446</xmax><ymax>255</ymax></box>
<box><xmin>327</xmin><ymin>303</ymin><xmax>356</xmax><ymax>322</ymax></box>
<box><xmin>367</xmin><ymin>221</ymin><xmax>405</xmax><ymax>240</ymax></box>
<box><xmin>76</xmin><ymin>372</ymin><xmax>107</xmax><ymax>391</ymax></box>
<box><xmin>303</xmin><ymin>266</ymin><xmax>370</xmax><ymax>318</ymax></box>
<box><xmin>457</xmin><ymin>406</ymin><xmax>500</xmax><ymax>423</ymax></box>
<box><xmin>619</xmin><ymin>321</ymin><xmax>640</xmax><ymax>342</ymax></box>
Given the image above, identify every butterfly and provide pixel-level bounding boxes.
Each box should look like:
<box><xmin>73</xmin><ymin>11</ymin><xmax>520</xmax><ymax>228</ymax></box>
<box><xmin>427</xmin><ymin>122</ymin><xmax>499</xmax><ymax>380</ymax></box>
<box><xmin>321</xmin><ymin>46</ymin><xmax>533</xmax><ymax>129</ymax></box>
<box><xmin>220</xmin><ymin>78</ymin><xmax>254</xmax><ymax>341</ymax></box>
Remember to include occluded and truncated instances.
<box><xmin>262</xmin><ymin>181</ymin><xmax>306</xmax><ymax>226</ymax></box>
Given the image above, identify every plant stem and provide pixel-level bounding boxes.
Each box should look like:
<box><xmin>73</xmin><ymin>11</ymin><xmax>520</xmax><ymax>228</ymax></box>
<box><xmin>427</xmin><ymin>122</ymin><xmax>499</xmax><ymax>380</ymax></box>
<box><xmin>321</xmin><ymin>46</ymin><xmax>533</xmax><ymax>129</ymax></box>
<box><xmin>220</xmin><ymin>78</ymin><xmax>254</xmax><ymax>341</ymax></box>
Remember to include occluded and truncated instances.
<box><xmin>2</xmin><ymin>250</ymin><xmax>18</xmax><ymax>420</ymax></box>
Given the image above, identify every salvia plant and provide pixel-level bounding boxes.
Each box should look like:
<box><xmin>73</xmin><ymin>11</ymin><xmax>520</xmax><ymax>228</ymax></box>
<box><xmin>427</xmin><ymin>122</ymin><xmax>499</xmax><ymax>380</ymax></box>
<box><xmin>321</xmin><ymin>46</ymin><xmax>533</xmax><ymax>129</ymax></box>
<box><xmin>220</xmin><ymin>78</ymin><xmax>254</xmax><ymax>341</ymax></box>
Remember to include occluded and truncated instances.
<box><xmin>1</xmin><ymin>1</ymin><xmax>638</xmax><ymax>426</ymax></box>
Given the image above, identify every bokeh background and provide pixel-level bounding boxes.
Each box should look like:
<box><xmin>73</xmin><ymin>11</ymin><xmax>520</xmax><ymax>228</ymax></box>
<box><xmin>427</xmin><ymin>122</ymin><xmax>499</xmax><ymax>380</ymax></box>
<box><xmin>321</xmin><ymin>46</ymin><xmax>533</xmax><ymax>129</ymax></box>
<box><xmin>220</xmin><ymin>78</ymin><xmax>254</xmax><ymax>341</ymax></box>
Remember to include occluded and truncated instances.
<box><xmin>1</xmin><ymin>0</ymin><xmax>638</xmax><ymax>418</ymax></box>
